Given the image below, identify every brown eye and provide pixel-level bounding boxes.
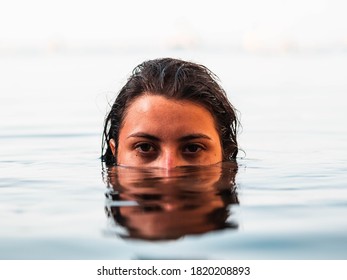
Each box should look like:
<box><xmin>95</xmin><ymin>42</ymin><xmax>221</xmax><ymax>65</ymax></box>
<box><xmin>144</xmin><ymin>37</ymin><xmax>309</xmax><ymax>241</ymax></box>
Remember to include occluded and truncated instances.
<box><xmin>135</xmin><ymin>143</ymin><xmax>155</xmax><ymax>153</ymax></box>
<box><xmin>183</xmin><ymin>144</ymin><xmax>203</xmax><ymax>154</ymax></box>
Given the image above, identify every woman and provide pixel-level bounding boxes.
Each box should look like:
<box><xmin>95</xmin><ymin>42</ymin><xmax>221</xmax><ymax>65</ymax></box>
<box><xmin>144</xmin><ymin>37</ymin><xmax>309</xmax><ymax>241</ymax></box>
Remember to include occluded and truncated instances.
<box><xmin>102</xmin><ymin>57</ymin><xmax>239</xmax><ymax>168</ymax></box>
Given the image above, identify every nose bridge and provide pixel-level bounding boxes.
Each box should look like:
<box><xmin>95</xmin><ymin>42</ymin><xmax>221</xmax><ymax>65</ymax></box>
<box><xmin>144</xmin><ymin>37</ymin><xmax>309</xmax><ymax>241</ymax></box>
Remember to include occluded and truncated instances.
<box><xmin>160</xmin><ymin>147</ymin><xmax>181</xmax><ymax>169</ymax></box>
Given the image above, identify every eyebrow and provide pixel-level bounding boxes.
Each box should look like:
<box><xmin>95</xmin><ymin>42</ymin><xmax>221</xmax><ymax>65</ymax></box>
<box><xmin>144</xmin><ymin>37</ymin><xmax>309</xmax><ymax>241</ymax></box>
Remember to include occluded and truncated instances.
<box><xmin>127</xmin><ymin>132</ymin><xmax>212</xmax><ymax>142</ymax></box>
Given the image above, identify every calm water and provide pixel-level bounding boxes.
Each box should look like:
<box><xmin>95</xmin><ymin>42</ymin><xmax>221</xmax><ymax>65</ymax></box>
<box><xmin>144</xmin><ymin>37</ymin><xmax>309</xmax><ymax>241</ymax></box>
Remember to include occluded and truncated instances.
<box><xmin>1</xmin><ymin>50</ymin><xmax>347</xmax><ymax>259</ymax></box>
<box><xmin>104</xmin><ymin>163</ymin><xmax>239</xmax><ymax>242</ymax></box>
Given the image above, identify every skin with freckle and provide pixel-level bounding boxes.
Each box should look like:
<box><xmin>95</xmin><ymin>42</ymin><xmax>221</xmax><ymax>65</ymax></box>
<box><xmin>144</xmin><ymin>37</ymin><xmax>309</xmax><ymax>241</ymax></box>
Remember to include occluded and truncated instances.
<box><xmin>110</xmin><ymin>95</ymin><xmax>222</xmax><ymax>168</ymax></box>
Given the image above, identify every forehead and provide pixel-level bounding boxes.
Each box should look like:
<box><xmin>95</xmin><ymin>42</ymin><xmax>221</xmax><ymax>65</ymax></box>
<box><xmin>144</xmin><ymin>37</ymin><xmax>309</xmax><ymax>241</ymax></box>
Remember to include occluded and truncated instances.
<box><xmin>121</xmin><ymin>94</ymin><xmax>219</xmax><ymax>136</ymax></box>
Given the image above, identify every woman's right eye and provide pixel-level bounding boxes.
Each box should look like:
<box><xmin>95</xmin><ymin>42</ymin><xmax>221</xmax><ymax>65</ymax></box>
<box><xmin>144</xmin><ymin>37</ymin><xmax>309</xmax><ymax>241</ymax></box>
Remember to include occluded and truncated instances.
<box><xmin>135</xmin><ymin>143</ymin><xmax>156</xmax><ymax>153</ymax></box>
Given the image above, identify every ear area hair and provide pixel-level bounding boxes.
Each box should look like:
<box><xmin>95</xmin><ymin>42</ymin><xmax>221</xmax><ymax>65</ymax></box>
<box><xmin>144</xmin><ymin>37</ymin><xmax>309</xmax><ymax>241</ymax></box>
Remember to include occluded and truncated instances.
<box><xmin>109</xmin><ymin>139</ymin><xmax>117</xmax><ymax>157</ymax></box>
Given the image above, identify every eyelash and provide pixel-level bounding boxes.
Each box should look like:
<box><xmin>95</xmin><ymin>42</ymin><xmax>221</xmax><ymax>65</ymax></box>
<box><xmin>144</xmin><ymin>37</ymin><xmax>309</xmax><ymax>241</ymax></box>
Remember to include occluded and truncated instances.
<box><xmin>134</xmin><ymin>143</ymin><xmax>205</xmax><ymax>156</ymax></box>
<box><xmin>134</xmin><ymin>143</ymin><xmax>157</xmax><ymax>154</ymax></box>
<box><xmin>182</xmin><ymin>144</ymin><xmax>205</xmax><ymax>154</ymax></box>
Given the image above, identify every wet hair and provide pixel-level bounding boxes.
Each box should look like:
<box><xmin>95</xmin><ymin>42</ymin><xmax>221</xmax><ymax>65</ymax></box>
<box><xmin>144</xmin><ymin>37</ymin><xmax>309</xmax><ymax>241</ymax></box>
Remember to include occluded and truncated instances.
<box><xmin>102</xmin><ymin>57</ymin><xmax>239</xmax><ymax>165</ymax></box>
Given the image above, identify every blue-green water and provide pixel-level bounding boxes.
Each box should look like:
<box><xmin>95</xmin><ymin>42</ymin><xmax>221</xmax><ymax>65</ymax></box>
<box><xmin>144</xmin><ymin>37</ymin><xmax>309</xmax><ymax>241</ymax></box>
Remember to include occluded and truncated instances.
<box><xmin>1</xmin><ymin>51</ymin><xmax>347</xmax><ymax>259</ymax></box>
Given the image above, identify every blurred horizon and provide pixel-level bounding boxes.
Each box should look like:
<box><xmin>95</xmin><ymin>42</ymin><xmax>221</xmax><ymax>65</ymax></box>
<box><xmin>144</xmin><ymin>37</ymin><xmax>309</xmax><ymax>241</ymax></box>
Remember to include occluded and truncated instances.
<box><xmin>1</xmin><ymin>0</ymin><xmax>347</xmax><ymax>55</ymax></box>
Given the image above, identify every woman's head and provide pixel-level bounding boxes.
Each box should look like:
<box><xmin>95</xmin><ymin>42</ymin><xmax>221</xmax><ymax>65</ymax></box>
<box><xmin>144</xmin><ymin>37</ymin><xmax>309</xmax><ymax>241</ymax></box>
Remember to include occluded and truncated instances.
<box><xmin>102</xmin><ymin>57</ymin><xmax>239</xmax><ymax>167</ymax></box>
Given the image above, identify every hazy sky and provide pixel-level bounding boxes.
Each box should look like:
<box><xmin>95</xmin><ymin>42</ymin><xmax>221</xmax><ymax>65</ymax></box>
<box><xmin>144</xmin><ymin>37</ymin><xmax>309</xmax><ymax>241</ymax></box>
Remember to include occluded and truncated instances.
<box><xmin>1</xmin><ymin>0</ymin><xmax>346</xmax><ymax>49</ymax></box>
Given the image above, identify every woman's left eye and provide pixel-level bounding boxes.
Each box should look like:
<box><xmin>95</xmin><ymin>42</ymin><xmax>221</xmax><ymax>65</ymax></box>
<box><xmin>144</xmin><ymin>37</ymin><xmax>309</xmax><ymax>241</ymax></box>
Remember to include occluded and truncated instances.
<box><xmin>183</xmin><ymin>144</ymin><xmax>204</xmax><ymax>154</ymax></box>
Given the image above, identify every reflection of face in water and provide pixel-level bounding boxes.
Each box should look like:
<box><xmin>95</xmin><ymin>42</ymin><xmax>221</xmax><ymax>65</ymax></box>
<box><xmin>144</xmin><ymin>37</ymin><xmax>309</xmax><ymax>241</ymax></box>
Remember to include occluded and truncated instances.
<box><xmin>104</xmin><ymin>162</ymin><xmax>239</xmax><ymax>241</ymax></box>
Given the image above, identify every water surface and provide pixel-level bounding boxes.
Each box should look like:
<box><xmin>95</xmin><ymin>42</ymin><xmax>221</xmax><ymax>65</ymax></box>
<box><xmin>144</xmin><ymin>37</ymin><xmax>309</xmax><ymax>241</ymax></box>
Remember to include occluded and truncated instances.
<box><xmin>1</xmin><ymin>50</ymin><xmax>347</xmax><ymax>259</ymax></box>
<box><xmin>104</xmin><ymin>163</ymin><xmax>239</xmax><ymax>241</ymax></box>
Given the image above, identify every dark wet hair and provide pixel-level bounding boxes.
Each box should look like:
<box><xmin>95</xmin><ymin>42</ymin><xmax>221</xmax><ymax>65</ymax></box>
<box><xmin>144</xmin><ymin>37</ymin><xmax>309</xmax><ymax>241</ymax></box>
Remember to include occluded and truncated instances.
<box><xmin>102</xmin><ymin>57</ymin><xmax>239</xmax><ymax>165</ymax></box>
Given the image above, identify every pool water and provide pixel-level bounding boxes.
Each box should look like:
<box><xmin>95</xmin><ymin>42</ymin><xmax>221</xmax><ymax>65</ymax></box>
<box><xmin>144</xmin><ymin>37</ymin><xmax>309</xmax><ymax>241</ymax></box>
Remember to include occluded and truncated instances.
<box><xmin>1</xmin><ymin>50</ymin><xmax>347</xmax><ymax>259</ymax></box>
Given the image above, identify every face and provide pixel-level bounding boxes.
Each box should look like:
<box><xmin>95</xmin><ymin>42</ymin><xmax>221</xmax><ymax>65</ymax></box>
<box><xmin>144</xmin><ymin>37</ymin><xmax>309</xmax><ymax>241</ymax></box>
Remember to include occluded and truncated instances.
<box><xmin>110</xmin><ymin>94</ymin><xmax>223</xmax><ymax>169</ymax></box>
